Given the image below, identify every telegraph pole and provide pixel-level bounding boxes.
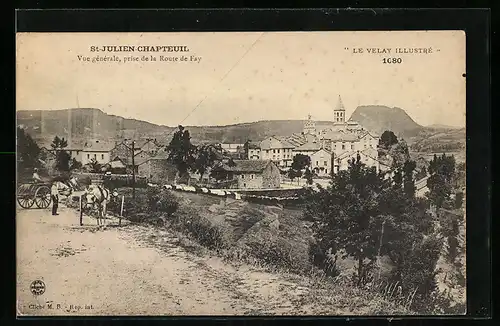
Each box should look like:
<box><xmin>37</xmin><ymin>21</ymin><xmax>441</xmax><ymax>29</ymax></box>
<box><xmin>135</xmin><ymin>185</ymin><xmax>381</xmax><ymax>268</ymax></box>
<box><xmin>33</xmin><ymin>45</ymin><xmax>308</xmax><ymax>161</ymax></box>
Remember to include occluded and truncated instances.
<box><xmin>131</xmin><ymin>140</ymin><xmax>136</xmax><ymax>200</ymax></box>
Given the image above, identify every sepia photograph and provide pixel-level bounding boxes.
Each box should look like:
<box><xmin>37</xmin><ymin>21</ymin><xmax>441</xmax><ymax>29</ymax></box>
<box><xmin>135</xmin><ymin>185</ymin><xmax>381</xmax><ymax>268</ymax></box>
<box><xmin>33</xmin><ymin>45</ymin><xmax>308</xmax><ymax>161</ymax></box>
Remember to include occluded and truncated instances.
<box><xmin>16</xmin><ymin>31</ymin><xmax>466</xmax><ymax>316</ymax></box>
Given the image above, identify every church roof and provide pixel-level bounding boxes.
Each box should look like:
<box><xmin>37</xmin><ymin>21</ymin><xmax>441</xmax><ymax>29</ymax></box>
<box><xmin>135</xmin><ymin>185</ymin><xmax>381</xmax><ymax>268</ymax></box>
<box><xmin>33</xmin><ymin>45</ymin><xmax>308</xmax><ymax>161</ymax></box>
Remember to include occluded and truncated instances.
<box><xmin>322</xmin><ymin>130</ymin><xmax>359</xmax><ymax>142</ymax></box>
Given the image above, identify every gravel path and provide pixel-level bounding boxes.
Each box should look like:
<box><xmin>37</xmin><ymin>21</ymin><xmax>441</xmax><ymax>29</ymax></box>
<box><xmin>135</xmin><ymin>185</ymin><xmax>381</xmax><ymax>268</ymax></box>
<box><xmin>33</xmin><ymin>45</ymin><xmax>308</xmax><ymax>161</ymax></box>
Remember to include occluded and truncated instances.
<box><xmin>16</xmin><ymin>205</ymin><xmax>341</xmax><ymax>316</ymax></box>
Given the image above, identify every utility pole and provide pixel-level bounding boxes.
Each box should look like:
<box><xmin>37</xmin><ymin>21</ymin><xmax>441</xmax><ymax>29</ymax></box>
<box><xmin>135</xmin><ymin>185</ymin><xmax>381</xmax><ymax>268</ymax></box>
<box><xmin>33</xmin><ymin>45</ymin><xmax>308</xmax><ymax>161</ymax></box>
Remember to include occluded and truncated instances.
<box><xmin>129</xmin><ymin>140</ymin><xmax>136</xmax><ymax>200</ymax></box>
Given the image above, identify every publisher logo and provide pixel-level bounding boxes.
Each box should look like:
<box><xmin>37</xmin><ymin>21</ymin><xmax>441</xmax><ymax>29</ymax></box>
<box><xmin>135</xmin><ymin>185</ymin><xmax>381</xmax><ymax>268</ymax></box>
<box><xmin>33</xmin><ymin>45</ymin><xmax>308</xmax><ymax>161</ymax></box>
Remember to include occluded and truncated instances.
<box><xmin>30</xmin><ymin>280</ymin><xmax>45</xmax><ymax>296</ymax></box>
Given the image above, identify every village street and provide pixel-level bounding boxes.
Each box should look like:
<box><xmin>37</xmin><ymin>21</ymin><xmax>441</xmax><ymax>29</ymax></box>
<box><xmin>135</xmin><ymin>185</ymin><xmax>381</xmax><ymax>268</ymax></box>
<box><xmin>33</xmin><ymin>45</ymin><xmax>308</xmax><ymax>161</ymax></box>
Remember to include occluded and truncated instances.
<box><xmin>16</xmin><ymin>205</ymin><xmax>353</xmax><ymax>316</ymax></box>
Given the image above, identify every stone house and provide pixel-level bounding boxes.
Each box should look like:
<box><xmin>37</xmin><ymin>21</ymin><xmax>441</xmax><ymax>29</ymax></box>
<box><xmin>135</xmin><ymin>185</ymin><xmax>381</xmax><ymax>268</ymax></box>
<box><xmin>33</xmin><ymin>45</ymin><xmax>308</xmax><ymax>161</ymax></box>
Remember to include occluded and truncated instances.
<box><xmin>246</xmin><ymin>141</ymin><xmax>262</xmax><ymax>160</ymax></box>
<box><xmin>333</xmin><ymin>148</ymin><xmax>381</xmax><ymax>173</ymax></box>
<box><xmin>135</xmin><ymin>139</ymin><xmax>161</xmax><ymax>156</ymax></box>
<box><xmin>81</xmin><ymin>140</ymin><xmax>114</xmax><ymax>165</ymax></box>
<box><xmin>310</xmin><ymin>148</ymin><xmax>333</xmax><ymax>177</ymax></box>
<box><xmin>259</xmin><ymin>136</ymin><xmax>294</xmax><ymax>168</ymax></box>
<box><xmin>137</xmin><ymin>152</ymin><xmax>178</xmax><ymax>184</ymax></box>
<box><xmin>292</xmin><ymin>140</ymin><xmax>322</xmax><ymax>157</ymax></box>
<box><xmin>109</xmin><ymin>141</ymin><xmax>133</xmax><ymax>163</ymax></box>
<box><xmin>210</xmin><ymin>160</ymin><xmax>281</xmax><ymax>190</ymax></box>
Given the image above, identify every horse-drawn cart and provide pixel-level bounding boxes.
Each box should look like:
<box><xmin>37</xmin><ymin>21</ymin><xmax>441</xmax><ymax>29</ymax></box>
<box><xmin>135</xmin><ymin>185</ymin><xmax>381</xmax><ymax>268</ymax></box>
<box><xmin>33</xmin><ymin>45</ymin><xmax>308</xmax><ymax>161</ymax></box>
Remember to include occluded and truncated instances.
<box><xmin>17</xmin><ymin>182</ymin><xmax>52</xmax><ymax>209</ymax></box>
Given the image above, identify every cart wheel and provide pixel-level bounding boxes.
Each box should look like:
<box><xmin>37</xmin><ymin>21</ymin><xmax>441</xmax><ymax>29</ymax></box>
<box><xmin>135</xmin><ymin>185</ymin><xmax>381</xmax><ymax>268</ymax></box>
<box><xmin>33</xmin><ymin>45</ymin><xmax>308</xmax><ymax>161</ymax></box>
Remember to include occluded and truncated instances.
<box><xmin>17</xmin><ymin>196</ymin><xmax>35</xmax><ymax>209</ymax></box>
<box><xmin>34</xmin><ymin>186</ymin><xmax>52</xmax><ymax>209</ymax></box>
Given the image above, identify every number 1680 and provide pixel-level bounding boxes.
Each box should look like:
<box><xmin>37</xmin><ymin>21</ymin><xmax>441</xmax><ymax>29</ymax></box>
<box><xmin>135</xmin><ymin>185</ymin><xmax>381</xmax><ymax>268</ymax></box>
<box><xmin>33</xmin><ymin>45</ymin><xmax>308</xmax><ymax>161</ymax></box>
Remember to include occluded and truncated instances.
<box><xmin>382</xmin><ymin>58</ymin><xmax>402</xmax><ymax>64</ymax></box>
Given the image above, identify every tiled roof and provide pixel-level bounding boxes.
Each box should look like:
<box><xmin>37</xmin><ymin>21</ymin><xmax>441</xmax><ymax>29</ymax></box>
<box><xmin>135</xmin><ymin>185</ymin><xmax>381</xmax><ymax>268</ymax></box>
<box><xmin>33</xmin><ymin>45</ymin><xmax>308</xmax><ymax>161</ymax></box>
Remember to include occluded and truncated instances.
<box><xmin>110</xmin><ymin>159</ymin><xmax>126</xmax><ymax>169</ymax></box>
<box><xmin>323</xmin><ymin>130</ymin><xmax>359</xmax><ymax>142</ymax></box>
<box><xmin>248</xmin><ymin>141</ymin><xmax>261</xmax><ymax>149</ymax></box>
<box><xmin>83</xmin><ymin>141</ymin><xmax>115</xmax><ymax>152</ymax></box>
<box><xmin>294</xmin><ymin>141</ymin><xmax>321</xmax><ymax>151</ymax></box>
<box><xmin>216</xmin><ymin>160</ymin><xmax>272</xmax><ymax>173</ymax></box>
<box><xmin>274</xmin><ymin>136</ymin><xmax>295</xmax><ymax>148</ymax></box>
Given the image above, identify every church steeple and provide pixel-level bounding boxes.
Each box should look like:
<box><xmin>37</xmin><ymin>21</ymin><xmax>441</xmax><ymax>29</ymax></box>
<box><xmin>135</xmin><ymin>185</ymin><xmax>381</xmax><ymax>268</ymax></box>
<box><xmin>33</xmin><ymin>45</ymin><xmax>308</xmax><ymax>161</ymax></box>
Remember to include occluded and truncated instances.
<box><xmin>303</xmin><ymin>114</ymin><xmax>316</xmax><ymax>135</ymax></box>
<box><xmin>333</xmin><ymin>95</ymin><xmax>346</xmax><ymax>124</ymax></box>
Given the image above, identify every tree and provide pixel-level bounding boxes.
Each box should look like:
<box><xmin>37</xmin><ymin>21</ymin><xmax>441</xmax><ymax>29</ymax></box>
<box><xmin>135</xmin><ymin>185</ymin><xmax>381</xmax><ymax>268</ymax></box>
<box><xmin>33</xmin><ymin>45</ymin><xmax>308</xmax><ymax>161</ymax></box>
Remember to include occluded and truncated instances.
<box><xmin>69</xmin><ymin>158</ymin><xmax>82</xmax><ymax>171</ymax></box>
<box><xmin>50</xmin><ymin>136</ymin><xmax>71</xmax><ymax>172</ymax></box>
<box><xmin>288</xmin><ymin>168</ymin><xmax>302</xmax><ymax>180</ymax></box>
<box><xmin>304</xmin><ymin>154</ymin><xmax>386</xmax><ymax>285</ymax></box>
<box><xmin>403</xmin><ymin>160</ymin><xmax>417</xmax><ymax>198</ymax></box>
<box><xmin>392</xmin><ymin>168</ymin><xmax>403</xmax><ymax>189</ymax></box>
<box><xmin>194</xmin><ymin>144</ymin><xmax>220</xmax><ymax>181</ymax></box>
<box><xmin>166</xmin><ymin>125</ymin><xmax>197</xmax><ymax>181</ymax></box>
<box><xmin>291</xmin><ymin>154</ymin><xmax>311</xmax><ymax>171</ymax></box>
<box><xmin>288</xmin><ymin>154</ymin><xmax>311</xmax><ymax>181</ymax></box>
<box><xmin>17</xmin><ymin>127</ymin><xmax>40</xmax><ymax>170</ymax></box>
<box><xmin>88</xmin><ymin>158</ymin><xmax>102</xmax><ymax>173</ymax></box>
<box><xmin>306</xmin><ymin>153</ymin><xmax>440</xmax><ymax>311</ymax></box>
<box><xmin>304</xmin><ymin>168</ymin><xmax>314</xmax><ymax>185</ymax></box>
<box><xmin>389</xmin><ymin>140</ymin><xmax>411</xmax><ymax>169</ymax></box>
<box><xmin>426</xmin><ymin>154</ymin><xmax>456</xmax><ymax>210</ymax></box>
<box><xmin>380</xmin><ymin>130</ymin><xmax>399</xmax><ymax>149</ymax></box>
<box><xmin>243</xmin><ymin>140</ymin><xmax>251</xmax><ymax>159</ymax></box>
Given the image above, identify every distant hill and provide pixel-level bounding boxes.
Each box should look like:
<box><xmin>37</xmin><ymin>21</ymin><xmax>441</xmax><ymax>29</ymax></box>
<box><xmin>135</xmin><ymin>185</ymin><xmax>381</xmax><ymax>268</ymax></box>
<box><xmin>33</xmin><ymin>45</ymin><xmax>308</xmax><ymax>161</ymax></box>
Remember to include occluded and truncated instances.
<box><xmin>17</xmin><ymin>108</ymin><xmax>169</xmax><ymax>146</ymax></box>
<box><xmin>17</xmin><ymin>107</ymin><xmax>465</xmax><ymax>154</ymax></box>
<box><xmin>16</xmin><ymin>108</ymin><xmax>333</xmax><ymax>145</ymax></box>
<box><xmin>349</xmin><ymin>105</ymin><xmax>423</xmax><ymax>138</ymax></box>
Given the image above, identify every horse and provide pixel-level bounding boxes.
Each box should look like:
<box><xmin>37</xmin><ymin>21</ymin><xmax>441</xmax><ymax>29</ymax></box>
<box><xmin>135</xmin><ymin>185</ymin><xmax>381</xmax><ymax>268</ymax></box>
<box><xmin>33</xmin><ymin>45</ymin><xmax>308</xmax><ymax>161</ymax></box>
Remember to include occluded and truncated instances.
<box><xmin>83</xmin><ymin>184</ymin><xmax>115</xmax><ymax>227</ymax></box>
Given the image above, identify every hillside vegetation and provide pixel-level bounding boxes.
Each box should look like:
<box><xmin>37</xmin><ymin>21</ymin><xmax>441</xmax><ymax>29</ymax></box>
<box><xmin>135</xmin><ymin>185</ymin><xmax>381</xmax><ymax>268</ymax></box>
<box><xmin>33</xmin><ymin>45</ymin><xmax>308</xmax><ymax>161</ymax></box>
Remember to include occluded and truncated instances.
<box><xmin>17</xmin><ymin>107</ymin><xmax>465</xmax><ymax>152</ymax></box>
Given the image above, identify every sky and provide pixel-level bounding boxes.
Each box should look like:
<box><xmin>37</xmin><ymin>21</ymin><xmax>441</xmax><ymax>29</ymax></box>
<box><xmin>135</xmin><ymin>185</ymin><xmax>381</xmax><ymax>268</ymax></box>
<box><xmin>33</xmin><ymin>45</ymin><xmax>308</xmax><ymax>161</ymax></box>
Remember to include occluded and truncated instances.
<box><xmin>16</xmin><ymin>31</ymin><xmax>466</xmax><ymax>127</ymax></box>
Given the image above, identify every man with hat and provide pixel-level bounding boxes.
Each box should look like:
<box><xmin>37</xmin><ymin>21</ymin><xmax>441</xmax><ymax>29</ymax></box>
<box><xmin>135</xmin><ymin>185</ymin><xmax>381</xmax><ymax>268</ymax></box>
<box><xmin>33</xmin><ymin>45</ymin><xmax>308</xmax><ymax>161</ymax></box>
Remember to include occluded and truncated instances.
<box><xmin>51</xmin><ymin>180</ymin><xmax>59</xmax><ymax>216</ymax></box>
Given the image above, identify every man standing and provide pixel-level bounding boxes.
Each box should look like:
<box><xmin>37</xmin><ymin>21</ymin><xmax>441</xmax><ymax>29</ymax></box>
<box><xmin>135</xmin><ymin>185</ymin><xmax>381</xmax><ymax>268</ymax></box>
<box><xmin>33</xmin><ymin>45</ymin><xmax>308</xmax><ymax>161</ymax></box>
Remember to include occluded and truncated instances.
<box><xmin>51</xmin><ymin>181</ymin><xmax>59</xmax><ymax>216</ymax></box>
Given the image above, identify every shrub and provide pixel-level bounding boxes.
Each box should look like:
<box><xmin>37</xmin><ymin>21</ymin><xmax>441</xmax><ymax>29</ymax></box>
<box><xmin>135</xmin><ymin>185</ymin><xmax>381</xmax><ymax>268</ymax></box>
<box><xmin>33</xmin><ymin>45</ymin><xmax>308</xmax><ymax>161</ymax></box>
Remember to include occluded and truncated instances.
<box><xmin>173</xmin><ymin>205</ymin><xmax>232</xmax><ymax>250</ymax></box>
<box><xmin>243</xmin><ymin>235</ymin><xmax>312</xmax><ymax>274</ymax></box>
<box><xmin>389</xmin><ymin>234</ymin><xmax>442</xmax><ymax>313</ymax></box>
<box><xmin>308</xmin><ymin>240</ymin><xmax>340</xmax><ymax>277</ymax></box>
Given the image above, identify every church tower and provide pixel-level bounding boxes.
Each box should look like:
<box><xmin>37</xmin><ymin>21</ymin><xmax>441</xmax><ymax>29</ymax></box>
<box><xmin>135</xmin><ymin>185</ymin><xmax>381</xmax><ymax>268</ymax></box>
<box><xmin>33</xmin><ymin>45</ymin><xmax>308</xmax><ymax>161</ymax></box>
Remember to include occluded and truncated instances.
<box><xmin>333</xmin><ymin>95</ymin><xmax>346</xmax><ymax>124</ymax></box>
<box><xmin>303</xmin><ymin>114</ymin><xmax>316</xmax><ymax>135</ymax></box>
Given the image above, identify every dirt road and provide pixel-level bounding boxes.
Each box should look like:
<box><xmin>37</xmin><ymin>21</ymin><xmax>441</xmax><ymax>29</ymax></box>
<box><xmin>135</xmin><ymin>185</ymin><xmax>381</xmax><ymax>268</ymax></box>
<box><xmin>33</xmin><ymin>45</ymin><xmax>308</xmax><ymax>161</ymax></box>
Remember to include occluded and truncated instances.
<box><xmin>16</xmin><ymin>205</ymin><xmax>349</xmax><ymax>316</ymax></box>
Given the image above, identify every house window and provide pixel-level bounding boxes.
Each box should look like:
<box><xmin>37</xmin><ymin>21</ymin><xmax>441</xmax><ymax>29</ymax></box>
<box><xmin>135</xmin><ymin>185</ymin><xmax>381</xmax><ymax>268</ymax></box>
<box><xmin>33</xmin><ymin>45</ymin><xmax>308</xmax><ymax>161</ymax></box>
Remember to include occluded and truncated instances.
<box><xmin>101</xmin><ymin>154</ymin><xmax>104</xmax><ymax>160</ymax></box>
<box><xmin>277</xmin><ymin>149</ymin><xmax>280</xmax><ymax>153</ymax></box>
<box><xmin>243</xmin><ymin>183</ymin><xmax>247</xmax><ymax>188</ymax></box>
<box><xmin>351</xmin><ymin>145</ymin><xmax>354</xmax><ymax>150</ymax></box>
<box><xmin>273</xmin><ymin>155</ymin><xmax>276</xmax><ymax>159</ymax></box>
<box><xmin>342</xmin><ymin>145</ymin><xmax>345</xmax><ymax>150</ymax></box>
<box><xmin>251</xmin><ymin>174</ymin><xmax>254</xmax><ymax>179</ymax></box>
<box><xmin>324</xmin><ymin>161</ymin><xmax>327</xmax><ymax>166</ymax></box>
<box><xmin>325</xmin><ymin>169</ymin><xmax>328</xmax><ymax>174</ymax></box>
<box><xmin>316</xmin><ymin>161</ymin><xmax>319</xmax><ymax>166</ymax></box>
<box><xmin>266</xmin><ymin>150</ymin><xmax>269</xmax><ymax>154</ymax></box>
<box><xmin>273</xmin><ymin>149</ymin><xmax>276</xmax><ymax>153</ymax></box>
<box><xmin>94</xmin><ymin>154</ymin><xmax>97</xmax><ymax>159</ymax></box>
<box><xmin>241</xmin><ymin>174</ymin><xmax>245</xmax><ymax>179</ymax></box>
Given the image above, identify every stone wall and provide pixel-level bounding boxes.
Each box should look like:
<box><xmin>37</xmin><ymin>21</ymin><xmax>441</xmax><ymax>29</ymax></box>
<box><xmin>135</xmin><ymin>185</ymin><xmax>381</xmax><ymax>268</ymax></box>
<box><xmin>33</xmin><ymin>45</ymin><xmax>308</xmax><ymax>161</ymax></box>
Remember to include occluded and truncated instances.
<box><xmin>262</xmin><ymin>162</ymin><xmax>281</xmax><ymax>189</ymax></box>
<box><xmin>140</xmin><ymin>159</ymin><xmax>178</xmax><ymax>184</ymax></box>
<box><xmin>235</xmin><ymin>173</ymin><xmax>264</xmax><ymax>189</ymax></box>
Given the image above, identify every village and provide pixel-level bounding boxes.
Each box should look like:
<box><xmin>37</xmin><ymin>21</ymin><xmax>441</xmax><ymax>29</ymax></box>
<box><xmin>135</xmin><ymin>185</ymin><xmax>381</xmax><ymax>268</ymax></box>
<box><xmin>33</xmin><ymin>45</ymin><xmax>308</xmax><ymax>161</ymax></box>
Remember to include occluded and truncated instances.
<box><xmin>30</xmin><ymin>96</ymin><xmax>430</xmax><ymax>197</ymax></box>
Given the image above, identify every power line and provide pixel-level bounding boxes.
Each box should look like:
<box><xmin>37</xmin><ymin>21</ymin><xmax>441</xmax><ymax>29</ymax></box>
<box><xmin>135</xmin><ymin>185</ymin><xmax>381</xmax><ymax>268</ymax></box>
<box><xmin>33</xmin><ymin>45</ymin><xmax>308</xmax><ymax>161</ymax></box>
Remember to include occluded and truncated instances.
<box><xmin>162</xmin><ymin>32</ymin><xmax>266</xmax><ymax>145</ymax></box>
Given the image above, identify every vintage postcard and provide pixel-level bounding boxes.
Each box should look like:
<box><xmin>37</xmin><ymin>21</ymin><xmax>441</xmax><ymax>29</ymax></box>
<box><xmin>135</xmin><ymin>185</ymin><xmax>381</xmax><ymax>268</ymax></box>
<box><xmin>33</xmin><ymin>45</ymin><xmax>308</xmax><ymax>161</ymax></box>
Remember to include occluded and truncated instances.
<box><xmin>16</xmin><ymin>31</ymin><xmax>466</xmax><ymax>316</ymax></box>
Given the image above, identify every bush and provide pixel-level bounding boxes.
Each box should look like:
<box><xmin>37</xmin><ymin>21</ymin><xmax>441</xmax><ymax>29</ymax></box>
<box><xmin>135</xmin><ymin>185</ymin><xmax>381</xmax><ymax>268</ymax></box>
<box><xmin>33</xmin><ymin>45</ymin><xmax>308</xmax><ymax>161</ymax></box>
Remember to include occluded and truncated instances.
<box><xmin>173</xmin><ymin>205</ymin><xmax>232</xmax><ymax>250</ymax></box>
<box><xmin>390</xmin><ymin>234</ymin><xmax>442</xmax><ymax>313</ymax></box>
<box><xmin>243</xmin><ymin>234</ymin><xmax>312</xmax><ymax>274</ymax></box>
<box><xmin>308</xmin><ymin>240</ymin><xmax>341</xmax><ymax>277</ymax></box>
